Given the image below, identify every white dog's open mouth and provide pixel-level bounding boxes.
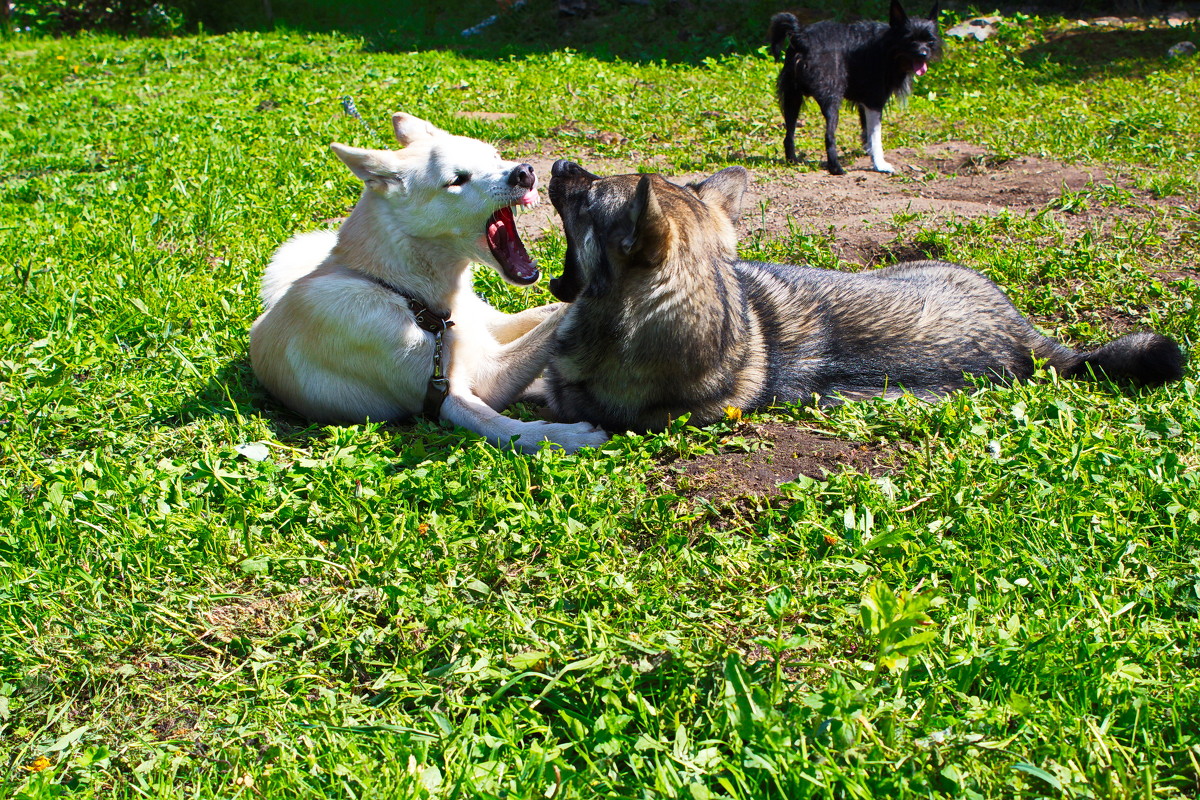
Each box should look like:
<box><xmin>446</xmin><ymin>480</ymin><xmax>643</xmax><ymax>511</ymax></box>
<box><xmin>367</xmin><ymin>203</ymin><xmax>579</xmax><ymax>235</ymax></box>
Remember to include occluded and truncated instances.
<box><xmin>486</xmin><ymin>190</ymin><xmax>539</xmax><ymax>285</ymax></box>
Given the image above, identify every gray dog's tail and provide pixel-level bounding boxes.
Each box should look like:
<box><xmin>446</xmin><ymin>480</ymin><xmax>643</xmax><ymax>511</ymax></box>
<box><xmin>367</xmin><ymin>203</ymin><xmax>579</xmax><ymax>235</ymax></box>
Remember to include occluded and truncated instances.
<box><xmin>1061</xmin><ymin>332</ymin><xmax>1185</xmax><ymax>386</ymax></box>
<box><xmin>769</xmin><ymin>12</ymin><xmax>801</xmax><ymax>60</ymax></box>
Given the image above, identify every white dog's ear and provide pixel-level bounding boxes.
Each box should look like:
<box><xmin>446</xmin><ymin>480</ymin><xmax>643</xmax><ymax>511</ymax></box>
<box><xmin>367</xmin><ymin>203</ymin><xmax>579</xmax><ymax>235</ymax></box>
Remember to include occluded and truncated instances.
<box><xmin>392</xmin><ymin>112</ymin><xmax>444</xmax><ymax>146</ymax></box>
<box><xmin>691</xmin><ymin>166</ymin><xmax>749</xmax><ymax>224</ymax></box>
<box><xmin>330</xmin><ymin>143</ymin><xmax>404</xmax><ymax>191</ymax></box>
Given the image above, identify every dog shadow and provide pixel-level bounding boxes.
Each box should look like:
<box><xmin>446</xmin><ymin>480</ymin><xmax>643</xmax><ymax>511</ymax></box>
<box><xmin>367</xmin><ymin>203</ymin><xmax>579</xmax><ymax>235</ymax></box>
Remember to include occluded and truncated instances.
<box><xmin>153</xmin><ymin>357</ymin><xmax>321</xmax><ymax>448</ymax></box>
<box><xmin>158</xmin><ymin>357</ymin><xmax>486</xmax><ymax>455</ymax></box>
<box><xmin>776</xmin><ymin>151</ymin><xmax>882</xmax><ymax>175</ymax></box>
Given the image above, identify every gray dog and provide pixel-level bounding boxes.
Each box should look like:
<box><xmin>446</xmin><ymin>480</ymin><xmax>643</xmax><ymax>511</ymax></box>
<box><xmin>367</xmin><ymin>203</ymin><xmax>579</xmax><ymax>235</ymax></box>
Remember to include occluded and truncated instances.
<box><xmin>543</xmin><ymin>160</ymin><xmax>1184</xmax><ymax>432</ymax></box>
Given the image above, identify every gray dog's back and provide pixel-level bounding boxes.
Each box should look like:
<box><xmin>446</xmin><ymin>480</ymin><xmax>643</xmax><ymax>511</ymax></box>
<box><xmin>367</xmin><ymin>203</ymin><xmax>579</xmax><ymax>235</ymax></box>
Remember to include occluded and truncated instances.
<box><xmin>742</xmin><ymin>258</ymin><xmax>1181</xmax><ymax>406</ymax></box>
<box><xmin>743</xmin><ymin>258</ymin><xmax>1181</xmax><ymax>406</ymax></box>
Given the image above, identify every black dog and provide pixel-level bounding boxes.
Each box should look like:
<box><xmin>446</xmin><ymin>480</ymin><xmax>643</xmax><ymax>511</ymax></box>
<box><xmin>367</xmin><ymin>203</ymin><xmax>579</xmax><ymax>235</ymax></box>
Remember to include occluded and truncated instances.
<box><xmin>769</xmin><ymin>0</ymin><xmax>942</xmax><ymax>175</ymax></box>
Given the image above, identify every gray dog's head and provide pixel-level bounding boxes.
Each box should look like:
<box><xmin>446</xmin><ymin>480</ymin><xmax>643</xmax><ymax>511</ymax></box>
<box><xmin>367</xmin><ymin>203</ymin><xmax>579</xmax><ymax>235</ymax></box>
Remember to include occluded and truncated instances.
<box><xmin>547</xmin><ymin>160</ymin><xmax>748</xmax><ymax>302</ymax></box>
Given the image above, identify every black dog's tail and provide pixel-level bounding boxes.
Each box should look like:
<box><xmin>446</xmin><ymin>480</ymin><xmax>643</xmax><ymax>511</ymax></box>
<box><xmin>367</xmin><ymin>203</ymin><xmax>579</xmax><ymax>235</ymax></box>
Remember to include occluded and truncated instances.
<box><xmin>768</xmin><ymin>12</ymin><xmax>802</xmax><ymax>60</ymax></box>
<box><xmin>1056</xmin><ymin>332</ymin><xmax>1186</xmax><ymax>386</ymax></box>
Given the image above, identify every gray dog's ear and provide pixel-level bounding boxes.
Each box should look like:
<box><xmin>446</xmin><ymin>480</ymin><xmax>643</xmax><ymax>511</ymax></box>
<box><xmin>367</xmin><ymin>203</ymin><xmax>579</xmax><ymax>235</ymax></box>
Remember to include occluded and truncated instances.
<box><xmin>691</xmin><ymin>166</ymin><xmax>749</xmax><ymax>225</ymax></box>
<box><xmin>620</xmin><ymin>175</ymin><xmax>669</xmax><ymax>262</ymax></box>
<box><xmin>392</xmin><ymin>112</ymin><xmax>443</xmax><ymax>146</ymax></box>
<box><xmin>889</xmin><ymin>0</ymin><xmax>909</xmax><ymax>27</ymax></box>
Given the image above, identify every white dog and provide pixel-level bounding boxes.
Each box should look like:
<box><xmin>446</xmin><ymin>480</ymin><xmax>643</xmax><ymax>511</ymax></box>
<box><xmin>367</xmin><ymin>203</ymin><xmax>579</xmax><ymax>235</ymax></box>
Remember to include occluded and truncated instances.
<box><xmin>250</xmin><ymin>112</ymin><xmax>607</xmax><ymax>453</ymax></box>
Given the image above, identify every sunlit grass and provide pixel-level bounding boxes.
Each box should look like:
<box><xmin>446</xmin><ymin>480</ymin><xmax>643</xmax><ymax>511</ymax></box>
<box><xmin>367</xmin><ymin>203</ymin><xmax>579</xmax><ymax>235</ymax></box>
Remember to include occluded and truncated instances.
<box><xmin>1</xmin><ymin>8</ymin><xmax>1198</xmax><ymax>799</ymax></box>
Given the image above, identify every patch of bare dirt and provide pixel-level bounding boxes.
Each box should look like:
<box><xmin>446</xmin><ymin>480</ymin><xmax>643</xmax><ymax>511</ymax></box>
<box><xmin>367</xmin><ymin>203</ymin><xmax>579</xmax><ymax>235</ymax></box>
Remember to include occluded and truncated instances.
<box><xmin>658</xmin><ymin>422</ymin><xmax>900</xmax><ymax>506</ymax></box>
<box><xmin>513</xmin><ymin>140</ymin><xmax>1196</xmax><ymax>269</ymax></box>
<box><xmin>203</xmin><ymin>590</ymin><xmax>305</xmax><ymax>642</ymax></box>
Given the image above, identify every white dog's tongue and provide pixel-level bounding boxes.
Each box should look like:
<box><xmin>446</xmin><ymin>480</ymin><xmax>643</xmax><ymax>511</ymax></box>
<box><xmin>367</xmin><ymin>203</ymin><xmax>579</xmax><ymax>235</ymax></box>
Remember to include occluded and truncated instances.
<box><xmin>486</xmin><ymin>202</ymin><xmax>538</xmax><ymax>285</ymax></box>
<box><xmin>914</xmin><ymin>60</ymin><xmax>928</xmax><ymax>77</ymax></box>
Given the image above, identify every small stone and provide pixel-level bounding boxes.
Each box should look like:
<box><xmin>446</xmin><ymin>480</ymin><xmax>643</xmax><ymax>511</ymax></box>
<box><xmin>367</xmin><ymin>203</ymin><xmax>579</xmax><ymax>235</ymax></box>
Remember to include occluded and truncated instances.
<box><xmin>234</xmin><ymin>442</ymin><xmax>270</xmax><ymax>462</ymax></box>
<box><xmin>1167</xmin><ymin>41</ymin><xmax>1197</xmax><ymax>58</ymax></box>
<box><xmin>946</xmin><ymin>16</ymin><xmax>1002</xmax><ymax>41</ymax></box>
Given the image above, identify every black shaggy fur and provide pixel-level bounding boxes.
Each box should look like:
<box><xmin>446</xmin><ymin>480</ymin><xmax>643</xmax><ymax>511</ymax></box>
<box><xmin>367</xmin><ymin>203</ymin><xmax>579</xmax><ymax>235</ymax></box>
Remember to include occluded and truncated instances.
<box><xmin>770</xmin><ymin>0</ymin><xmax>942</xmax><ymax>174</ymax></box>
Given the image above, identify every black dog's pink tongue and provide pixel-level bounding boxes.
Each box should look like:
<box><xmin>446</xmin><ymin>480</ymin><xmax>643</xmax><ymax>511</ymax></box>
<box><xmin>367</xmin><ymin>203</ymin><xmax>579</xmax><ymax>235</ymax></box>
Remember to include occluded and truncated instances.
<box><xmin>486</xmin><ymin>206</ymin><xmax>538</xmax><ymax>285</ymax></box>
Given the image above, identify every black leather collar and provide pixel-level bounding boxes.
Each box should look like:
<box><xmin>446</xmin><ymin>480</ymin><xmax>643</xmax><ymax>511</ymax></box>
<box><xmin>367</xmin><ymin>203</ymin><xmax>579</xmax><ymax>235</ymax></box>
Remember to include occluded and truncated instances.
<box><xmin>359</xmin><ymin>273</ymin><xmax>452</xmax><ymax>332</ymax></box>
<box><xmin>359</xmin><ymin>273</ymin><xmax>455</xmax><ymax>419</ymax></box>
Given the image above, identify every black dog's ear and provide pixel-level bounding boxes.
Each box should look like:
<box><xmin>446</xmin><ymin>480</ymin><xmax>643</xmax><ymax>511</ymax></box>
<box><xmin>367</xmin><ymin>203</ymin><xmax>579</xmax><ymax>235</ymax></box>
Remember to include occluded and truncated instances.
<box><xmin>927</xmin><ymin>0</ymin><xmax>940</xmax><ymax>22</ymax></box>
<box><xmin>619</xmin><ymin>175</ymin><xmax>670</xmax><ymax>263</ymax></box>
<box><xmin>889</xmin><ymin>0</ymin><xmax>909</xmax><ymax>28</ymax></box>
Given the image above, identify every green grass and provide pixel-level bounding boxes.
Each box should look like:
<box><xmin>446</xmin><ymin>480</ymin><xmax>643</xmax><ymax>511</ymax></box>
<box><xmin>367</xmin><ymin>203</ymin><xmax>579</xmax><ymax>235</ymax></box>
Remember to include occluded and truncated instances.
<box><xmin>2</xmin><ymin>4</ymin><xmax>1199</xmax><ymax>798</ymax></box>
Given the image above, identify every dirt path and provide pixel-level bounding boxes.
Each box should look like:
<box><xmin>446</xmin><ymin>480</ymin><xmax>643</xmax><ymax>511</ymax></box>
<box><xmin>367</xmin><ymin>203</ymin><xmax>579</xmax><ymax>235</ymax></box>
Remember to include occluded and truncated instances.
<box><xmin>514</xmin><ymin>139</ymin><xmax>1178</xmax><ymax>265</ymax></box>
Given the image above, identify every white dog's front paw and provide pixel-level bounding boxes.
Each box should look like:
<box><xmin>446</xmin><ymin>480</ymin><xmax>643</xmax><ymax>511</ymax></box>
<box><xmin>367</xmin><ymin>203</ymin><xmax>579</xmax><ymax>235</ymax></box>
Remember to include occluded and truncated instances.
<box><xmin>874</xmin><ymin>160</ymin><xmax>896</xmax><ymax>174</ymax></box>
<box><xmin>513</xmin><ymin>421</ymin><xmax>609</xmax><ymax>454</ymax></box>
<box><xmin>559</xmin><ymin>422</ymin><xmax>610</xmax><ymax>453</ymax></box>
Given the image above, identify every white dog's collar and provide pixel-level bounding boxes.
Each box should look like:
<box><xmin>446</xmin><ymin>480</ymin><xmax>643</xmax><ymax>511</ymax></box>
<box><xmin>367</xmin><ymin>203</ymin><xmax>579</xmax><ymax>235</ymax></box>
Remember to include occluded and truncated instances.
<box><xmin>358</xmin><ymin>272</ymin><xmax>454</xmax><ymax>419</ymax></box>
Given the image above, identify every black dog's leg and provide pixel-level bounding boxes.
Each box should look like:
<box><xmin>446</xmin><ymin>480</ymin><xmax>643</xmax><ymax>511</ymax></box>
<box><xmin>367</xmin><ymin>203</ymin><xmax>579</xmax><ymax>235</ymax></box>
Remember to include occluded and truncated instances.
<box><xmin>778</xmin><ymin>70</ymin><xmax>802</xmax><ymax>164</ymax></box>
<box><xmin>819</xmin><ymin>98</ymin><xmax>844</xmax><ymax>175</ymax></box>
<box><xmin>781</xmin><ymin>94</ymin><xmax>802</xmax><ymax>164</ymax></box>
<box><xmin>858</xmin><ymin>104</ymin><xmax>870</xmax><ymax>149</ymax></box>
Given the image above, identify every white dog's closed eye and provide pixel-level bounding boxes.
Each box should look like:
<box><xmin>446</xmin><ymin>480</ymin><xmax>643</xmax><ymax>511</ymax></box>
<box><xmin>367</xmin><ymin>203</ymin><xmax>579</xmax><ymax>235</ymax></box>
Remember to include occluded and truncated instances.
<box><xmin>447</xmin><ymin>172</ymin><xmax>471</xmax><ymax>188</ymax></box>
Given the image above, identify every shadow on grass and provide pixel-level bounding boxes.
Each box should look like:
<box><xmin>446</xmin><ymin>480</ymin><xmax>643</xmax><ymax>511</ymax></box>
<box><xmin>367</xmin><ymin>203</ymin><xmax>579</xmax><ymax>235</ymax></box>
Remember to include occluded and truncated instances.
<box><xmin>189</xmin><ymin>0</ymin><xmax>1200</xmax><ymax>70</ymax></box>
<box><xmin>1020</xmin><ymin>23</ymin><xmax>1200</xmax><ymax>81</ymax></box>
<box><xmin>164</xmin><ymin>356</ymin><xmax>468</xmax><ymax>455</ymax></box>
<box><xmin>190</xmin><ymin>0</ymin><xmax>787</xmax><ymax>64</ymax></box>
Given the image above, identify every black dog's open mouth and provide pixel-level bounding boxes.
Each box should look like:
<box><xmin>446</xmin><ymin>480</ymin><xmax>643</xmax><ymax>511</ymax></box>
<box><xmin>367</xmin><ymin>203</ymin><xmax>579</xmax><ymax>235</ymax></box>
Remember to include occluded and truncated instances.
<box><xmin>912</xmin><ymin>58</ymin><xmax>929</xmax><ymax>76</ymax></box>
<box><xmin>547</xmin><ymin>160</ymin><xmax>599</xmax><ymax>302</ymax></box>
<box><xmin>486</xmin><ymin>204</ymin><xmax>538</xmax><ymax>285</ymax></box>
<box><xmin>548</xmin><ymin>246</ymin><xmax>583</xmax><ymax>302</ymax></box>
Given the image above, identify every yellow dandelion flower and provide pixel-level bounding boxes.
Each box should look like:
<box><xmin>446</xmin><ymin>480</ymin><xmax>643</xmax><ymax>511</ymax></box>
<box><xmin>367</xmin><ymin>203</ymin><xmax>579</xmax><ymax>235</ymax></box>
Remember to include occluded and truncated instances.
<box><xmin>823</xmin><ymin>533</ymin><xmax>840</xmax><ymax>546</ymax></box>
<box><xmin>723</xmin><ymin>406</ymin><xmax>742</xmax><ymax>422</ymax></box>
<box><xmin>26</xmin><ymin>755</ymin><xmax>51</xmax><ymax>772</ymax></box>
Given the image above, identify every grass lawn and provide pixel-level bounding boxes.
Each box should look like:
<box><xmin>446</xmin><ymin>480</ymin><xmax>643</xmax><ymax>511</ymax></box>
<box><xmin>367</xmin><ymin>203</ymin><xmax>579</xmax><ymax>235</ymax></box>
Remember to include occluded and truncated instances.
<box><xmin>1</xmin><ymin>2</ymin><xmax>1199</xmax><ymax>797</ymax></box>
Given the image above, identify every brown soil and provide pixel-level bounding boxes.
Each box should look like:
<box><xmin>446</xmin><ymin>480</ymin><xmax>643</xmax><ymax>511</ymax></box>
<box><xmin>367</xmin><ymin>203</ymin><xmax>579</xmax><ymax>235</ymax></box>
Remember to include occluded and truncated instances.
<box><xmin>658</xmin><ymin>422</ymin><xmax>901</xmax><ymax>505</ymax></box>
<box><xmin>516</xmin><ymin>139</ymin><xmax>1195</xmax><ymax>267</ymax></box>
